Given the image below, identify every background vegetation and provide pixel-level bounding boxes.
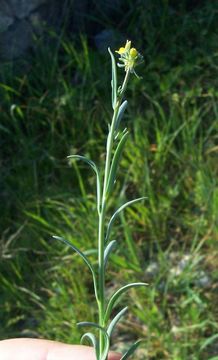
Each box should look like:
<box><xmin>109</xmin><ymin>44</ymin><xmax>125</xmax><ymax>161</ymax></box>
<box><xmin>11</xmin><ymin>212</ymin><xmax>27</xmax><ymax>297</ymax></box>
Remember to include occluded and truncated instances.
<box><xmin>0</xmin><ymin>1</ymin><xmax>218</xmax><ymax>359</ymax></box>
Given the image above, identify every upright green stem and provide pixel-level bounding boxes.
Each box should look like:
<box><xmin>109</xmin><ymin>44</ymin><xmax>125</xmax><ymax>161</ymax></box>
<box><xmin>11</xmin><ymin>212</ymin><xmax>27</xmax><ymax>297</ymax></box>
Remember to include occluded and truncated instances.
<box><xmin>98</xmin><ymin>69</ymin><xmax>130</xmax><ymax>358</ymax></box>
<box><xmin>98</xmin><ymin>105</ymin><xmax>119</xmax><ymax>357</ymax></box>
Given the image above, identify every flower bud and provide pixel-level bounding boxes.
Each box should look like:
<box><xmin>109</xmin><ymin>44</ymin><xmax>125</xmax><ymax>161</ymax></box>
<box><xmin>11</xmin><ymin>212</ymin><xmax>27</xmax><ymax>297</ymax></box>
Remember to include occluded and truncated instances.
<box><xmin>130</xmin><ymin>48</ymin><xmax>138</xmax><ymax>58</ymax></box>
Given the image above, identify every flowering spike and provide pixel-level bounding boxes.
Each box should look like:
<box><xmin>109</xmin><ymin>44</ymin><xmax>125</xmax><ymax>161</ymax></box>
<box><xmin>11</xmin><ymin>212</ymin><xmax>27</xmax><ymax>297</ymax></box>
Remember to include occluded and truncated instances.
<box><xmin>115</xmin><ymin>40</ymin><xmax>143</xmax><ymax>75</ymax></box>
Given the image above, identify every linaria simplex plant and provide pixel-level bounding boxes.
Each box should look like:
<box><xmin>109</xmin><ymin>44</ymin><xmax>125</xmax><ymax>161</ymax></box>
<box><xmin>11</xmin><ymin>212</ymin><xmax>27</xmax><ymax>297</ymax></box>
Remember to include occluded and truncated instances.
<box><xmin>53</xmin><ymin>40</ymin><xmax>147</xmax><ymax>360</ymax></box>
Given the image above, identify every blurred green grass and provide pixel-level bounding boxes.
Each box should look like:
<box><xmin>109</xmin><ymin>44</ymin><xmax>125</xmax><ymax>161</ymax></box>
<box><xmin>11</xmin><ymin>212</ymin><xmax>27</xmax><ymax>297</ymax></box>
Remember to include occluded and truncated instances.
<box><xmin>0</xmin><ymin>1</ymin><xmax>218</xmax><ymax>359</ymax></box>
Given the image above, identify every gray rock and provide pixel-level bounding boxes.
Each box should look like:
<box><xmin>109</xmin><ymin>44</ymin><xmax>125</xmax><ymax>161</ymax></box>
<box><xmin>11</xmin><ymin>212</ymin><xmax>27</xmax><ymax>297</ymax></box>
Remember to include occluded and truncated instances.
<box><xmin>195</xmin><ymin>270</ymin><xmax>211</xmax><ymax>288</ymax></box>
<box><xmin>0</xmin><ymin>0</ymin><xmax>46</xmax><ymax>59</ymax></box>
<box><xmin>0</xmin><ymin>1</ymin><xmax>13</xmax><ymax>16</ymax></box>
<box><xmin>145</xmin><ymin>261</ymin><xmax>159</xmax><ymax>278</ymax></box>
<box><xmin>0</xmin><ymin>1</ymin><xmax>14</xmax><ymax>33</ymax></box>
<box><xmin>0</xmin><ymin>13</ymin><xmax>13</xmax><ymax>33</ymax></box>
<box><xmin>0</xmin><ymin>0</ymin><xmax>125</xmax><ymax>61</ymax></box>
<box><xmin>0</xmin><ymin>19</ymin><xmax>32</xmax><ymax>59</ymax></box>
<box><xmin>0</xmin><ymin>0</ymin><xmax>66</xmax><ymax>60</ymax></box>
<box><xmin>178</xmin><ymin>254</ymin><xmax>191</xmax><ymax>270</ymax></box>
<box><xmin>8</xmin><ymin>0</ymin><xmax>47</xmax><ymax>19</ymax></box>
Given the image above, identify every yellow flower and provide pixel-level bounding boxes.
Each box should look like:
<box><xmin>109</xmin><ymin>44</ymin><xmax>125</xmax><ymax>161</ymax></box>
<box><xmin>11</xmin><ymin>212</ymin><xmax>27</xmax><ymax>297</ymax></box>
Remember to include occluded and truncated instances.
<box><xmin>115</xmin><ymin>40</ymin><xmax>131</xmax><ymax>54</ymax></box>
<box><xmin>130</xmin><ymin>48</ymin><xmax>138</xmax><ymax>58</ymax></box>
<box><xmin>116</xmin><ymin>47</ymin><xmax>126</xmax><ymax>55</ymax></box>
<box><xmin>115</xmin><ymin>40</ymin><xmax>143</xmax><ymax>76</ymax></box>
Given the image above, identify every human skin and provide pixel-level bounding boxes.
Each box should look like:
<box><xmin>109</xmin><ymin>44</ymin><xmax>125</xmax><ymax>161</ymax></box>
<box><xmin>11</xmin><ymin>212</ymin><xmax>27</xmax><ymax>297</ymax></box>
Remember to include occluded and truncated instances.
<box><xmin>0</xmin><ymin>338</ymin><xmax>121</xmax><ymax>360</ymax></box>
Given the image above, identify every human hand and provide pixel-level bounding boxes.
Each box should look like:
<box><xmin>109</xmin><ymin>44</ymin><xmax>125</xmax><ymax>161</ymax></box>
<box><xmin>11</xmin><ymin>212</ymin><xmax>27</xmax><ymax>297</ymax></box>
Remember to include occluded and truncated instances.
<box><xmin>0</xmin><ymin>338</ymin><xmax>121</xmax><ymax>360</ymax></box>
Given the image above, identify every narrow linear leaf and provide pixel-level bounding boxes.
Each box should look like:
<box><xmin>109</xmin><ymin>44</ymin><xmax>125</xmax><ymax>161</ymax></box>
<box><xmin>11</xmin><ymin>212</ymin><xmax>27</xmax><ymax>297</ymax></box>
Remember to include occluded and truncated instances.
<box><xmin>106</xmin><ymin>131</ymin><xmax>129</xmax><ymax>195</ymax></box>
<box><xmin>121</xmin><ymin>339</ymin><xmax>143</xmax><ymax>360</ymax></box>
<box><xmin>105</xmin><ymin>197</ymin><xmax>147</xmax><ymax>242</ymax></box>
<box><xmin>78</xmin><ymin>322</ymin><xmax>110</xmax><ymax>360</ymax></box>
<box><xmin>108</xmin><ymin>47</ymin><xmax>117</xmax><ymax>109</ymax></box>
<box><xmin>0</xmin><ymin>83</ymin><xmax>20</xmax><ymax>95</ymax></box>
<box><xmin>104</xmin><ymin>240</ymin><xmax>117</xmax><ymax>269</ymax></box>
<box><xmin>120</xmin><ymin>211</ymin><xmax>140</xmax><ymax>267</ymax></box>
<box><xmin>112</xmin><ymin>253</ymin><xmax>140</xmax><ymax>272</ymax></box>
<box><xmin>26</xmin><ymin>212</ymin><xmax>53</xmax><ymax>229</ymax></box>
<box><xmin>84</xmin><ymin>249</ymin><xmax>98</xmax><ymax>256</ymax></box>
<box><xmin>115</xmin><ymin>100</ymin><xmax>128</xmax><ymax>131</ymax></box>
<box><xmin>104</xmin><ymin>283</ymin><xmax>148</xmax><ymax>323</ymax></box>
<box><xmin>53</xmin><ymin>236</ymin><xmax>98</xmax><ymax>302</ymax></box>
<box><xmin>81</xmin><ymin>332</ymin><xmax>99</xmax><ymax>360</ymax></box>
<box><xmin>107</xmin><ymin>307</ymin><xmax>128</xmax><ymax>338</ymax></box>
<box><xmin>100</xmin><ymin>332</ymin><xmax>110</xmax><ymax>360</ymax></box>
<box><xmin>117</xmin><ymin>63</ymin><xmax>125</xmax><ymax>68</ymax></box>
<box><xmin>67</xmin><ymin>155</ymin><xmax>101</xmax><ymax>214</ymax></box>
<box><xmin>200</xmin><ymin>333</ymin><xmax>218</xmax><ymax>352</ymax></box>
<box><xmin>0</xmin><ymin>124</ymin><xmax>11</xmax><ymax>134</ymax></box>
<box><xmin>77</xmin><ymin>321</ymin><xmax>105</xmax><ymax>332</ymax></box>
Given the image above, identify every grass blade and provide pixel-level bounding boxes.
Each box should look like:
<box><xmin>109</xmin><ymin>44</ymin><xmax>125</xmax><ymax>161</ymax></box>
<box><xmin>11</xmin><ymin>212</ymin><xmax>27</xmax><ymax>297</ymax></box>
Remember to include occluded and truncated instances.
<box><xmin>200</xmin><ymin>333</ymin><xmax>218</xmax><ymax>352</ymax></box>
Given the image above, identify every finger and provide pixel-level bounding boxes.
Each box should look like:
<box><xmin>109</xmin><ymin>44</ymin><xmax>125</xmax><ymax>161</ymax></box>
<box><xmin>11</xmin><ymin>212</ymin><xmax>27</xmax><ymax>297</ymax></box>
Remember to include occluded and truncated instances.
<box><xmin>47</xmin><ymin>341</ymin><xmax>121</xmax><ymax>360</ymax></box>
<box><xmin>0</xmin><ymin>338</ymin><xmax>121</xmax><ymax>360</ymax></box>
